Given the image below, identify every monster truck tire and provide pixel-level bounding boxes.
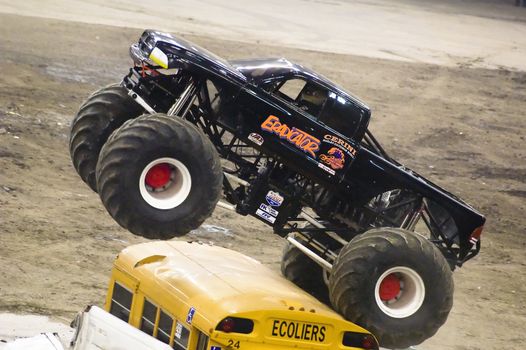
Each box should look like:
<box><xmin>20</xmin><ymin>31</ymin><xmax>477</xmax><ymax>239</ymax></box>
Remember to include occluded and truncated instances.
<box><xmin>69</xmin><ymin>84</ymin><xmax>143</xmax><ymax>192</ymax></box>
<box><xmin>281</xmin><ymin>240</ymin><xmax>329</xmax><ymax>303</ymax></box>
<box><xmin>328</xmin><ymin>228</ymin><xmax>453</xmax><ymax>349</ymax></box>
<box><xmin>96</xmin><ymin>113</ymin><xmax>222</xmax><ymax>239</ymax></box>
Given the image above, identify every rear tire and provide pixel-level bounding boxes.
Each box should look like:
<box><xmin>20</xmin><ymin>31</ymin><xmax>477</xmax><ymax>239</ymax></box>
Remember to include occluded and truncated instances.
<box><xmin>96</xmin><ymin>113</ymin><xmax>222</xmax><ymax>239</ymax></box>
<box><xmin>69</xmin><ymin>84</ymin><xmax>143</xmax><ymax>192</ymax></box>
<box><xmin>281</xmin><ymin>240</ymin><xmax>329</xmax><ymax>303</ymax></box>
<box><xmin>328</xmin><ymin>228</ymin><xmax>453</xmax><ymax>349</ymax></box>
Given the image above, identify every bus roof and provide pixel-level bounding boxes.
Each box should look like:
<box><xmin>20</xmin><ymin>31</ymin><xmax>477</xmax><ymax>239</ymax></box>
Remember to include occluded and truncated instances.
<box><xmin>115</xmin><ymin>241</ymin><xmax>350</xmax><ymax>324</ymax></box>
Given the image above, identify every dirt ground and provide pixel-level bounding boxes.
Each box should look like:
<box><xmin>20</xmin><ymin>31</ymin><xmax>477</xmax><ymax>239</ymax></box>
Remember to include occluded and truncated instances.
<box><xmin>2</xmin><ymin>0</ymin><xmax>526</xmax><ymax>70</ymax></box>
<box><xmin>0</xmin><ymin>6</ymin><xmax>525</xmax><ymax>350</ymax></box>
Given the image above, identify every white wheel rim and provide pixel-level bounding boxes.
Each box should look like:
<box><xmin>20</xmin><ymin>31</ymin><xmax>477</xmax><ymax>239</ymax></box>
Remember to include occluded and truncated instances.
<box><xmin>374</xmin><ymin>266</ymin><xmax>425</xmax><ymax>319</ymax></box>
<box><xmin>139</xmin><ymin>157</ymin><xmax>192</xmax><ymax>210</ymax></box>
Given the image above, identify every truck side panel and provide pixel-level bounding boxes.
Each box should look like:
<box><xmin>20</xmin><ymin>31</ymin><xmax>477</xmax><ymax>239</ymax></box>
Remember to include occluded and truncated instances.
<box><xmin>345</xmin><ymin>147</ymin><xmax>485</xmax><ymax>258</ymax></box>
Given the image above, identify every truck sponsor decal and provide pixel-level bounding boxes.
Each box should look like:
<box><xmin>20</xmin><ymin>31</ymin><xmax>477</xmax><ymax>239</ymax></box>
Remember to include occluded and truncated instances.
<box><xmin>270</xmin><ymin>320</ymin><xmax>326</xmax><ymax>342</ymax></box>
<box><xmin>323</xmin><ymin>135</ymin><xmax>357</xmax><ymax>157</ymax></box>
<box><xmin>248</xmin><ymin>132</ymin><xmax>264</xmax><ymax>146</ymax></box>
<box><xmin>265</xmin><ymin>190</ymin><xmax>284</xmax><ymax>207</ymax></box>
<box><xmin>319</xmin><ymin>147</ymin><xmax>345</xmax><ymax>170</ymax></box>
<box><xmin>256</xmin><ymin>208</ymin><xmax>276</xmax><ymax>224</ymax></box>
<box><xmin>318</xmin><ymin>162</ymin><xmax>336</xmax><ymax>175</ymax></box>
<box><xmin>260</xmin><ymin>203</ymin><xmax>279</xmax><ymax>217</ymax></box>
<box><xmin>261</xmin><ymin>115</ymin><xmax>320</xmax><ymax>157</ymax></box>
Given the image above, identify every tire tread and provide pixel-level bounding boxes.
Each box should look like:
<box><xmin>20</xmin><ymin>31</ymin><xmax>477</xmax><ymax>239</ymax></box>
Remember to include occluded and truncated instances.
<box><xmin>69</xmin><ymin>84</ymin><xmax>143</xmax><ymax>191</ymax></box>
<box><xmin>329</xmin><ymin>228</ymin><xmax>454</xmax><ymax>348</ymax></box>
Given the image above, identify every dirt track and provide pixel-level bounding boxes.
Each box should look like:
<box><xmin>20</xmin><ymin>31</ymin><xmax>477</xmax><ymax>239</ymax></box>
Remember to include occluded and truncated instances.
<box><xmin>0</xmin><ymin>8</ymin><xmax>525</xmax><ymax>350</ymax></box>
<box><xmin>2</xmin><ymin>0</ymin><xmax>526</xmax><ymax>70</ymax></box>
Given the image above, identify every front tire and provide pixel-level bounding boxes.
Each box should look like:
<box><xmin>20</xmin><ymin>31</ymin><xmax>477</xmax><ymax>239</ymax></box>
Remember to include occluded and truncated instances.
<box><xmin>328</xmin><ymin>228</ymin><xmax>453</xmax><ymax>349</ymax></box>
<box><xmin>69</xmin><ymin>84</ymin><xmax>143</xmax><ymax>192</ymax></box>
<box><xmin>96</xmin><ymin>113</ymin><xmax>222</xmax><ymax>239</ymax></box>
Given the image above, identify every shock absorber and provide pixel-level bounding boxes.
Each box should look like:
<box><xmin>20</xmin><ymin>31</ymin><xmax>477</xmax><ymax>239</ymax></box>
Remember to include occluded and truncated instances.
<box><xmin>167</xmin><ymin>79</ymin><xmax>198</xmax><ymax>117</ymax></box>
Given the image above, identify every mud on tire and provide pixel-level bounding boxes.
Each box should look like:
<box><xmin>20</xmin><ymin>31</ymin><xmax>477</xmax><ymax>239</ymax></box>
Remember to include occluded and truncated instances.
<box><xmin>69</xmin><ymin>84</ymin><xmax>143</xmax><ymax>192</ymax></box>
<box><xmin>281</xmin><ymin>240</ymin><xmax>329</xmax><ymax>303</ymax></box>
<box><xmin>95</xmin><ymin>113</ymin><xmax>223</xmax><ymax>239</ymax></box>
<box><xmin>328</xmin><ymin>228</ymin><xmax>454</xmax><ymax>349</ymax></box>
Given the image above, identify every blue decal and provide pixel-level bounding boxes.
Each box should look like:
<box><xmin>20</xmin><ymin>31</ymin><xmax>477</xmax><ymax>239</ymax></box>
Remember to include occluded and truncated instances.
<box><xmin>265</xmin><ymin>190</ymin><xmax>284</xmax><ymax>207</ymax></box>
<box><xmin>211</xmin><ymin>347</ymin><xmax>222</xmax><ymax>350</ymax></box>
<box><xmin>186</xmin><ymin>307</ymin><xmax>195</xmax><ymax>324</ymax></box>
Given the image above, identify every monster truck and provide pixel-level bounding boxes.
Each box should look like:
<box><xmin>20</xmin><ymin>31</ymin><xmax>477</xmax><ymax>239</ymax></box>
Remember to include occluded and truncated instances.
<box><xmin>69</xmin><ymin>30</ymin><xmax>486</xmax><ymax>348</ymax></box>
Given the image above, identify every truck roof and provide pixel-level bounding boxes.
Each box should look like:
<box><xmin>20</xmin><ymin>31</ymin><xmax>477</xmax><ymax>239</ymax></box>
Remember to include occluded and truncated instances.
<box><xmin>231</xmin><ymin>57</ymin><xmax>370</xmax><ymax>111</ymax></box>
<box><xmin>140</xmin><ymin>30</ymin><xmax>369</xmax><ymax>112</ymax></box>
<box><xmin>115</xmin><ymin>241</ymin><xmax>345</xmax><ymax>322</ymax></box>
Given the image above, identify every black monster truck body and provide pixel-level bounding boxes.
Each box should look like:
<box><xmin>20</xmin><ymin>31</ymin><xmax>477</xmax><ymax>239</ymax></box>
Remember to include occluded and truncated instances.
<box><xmin>69</xmin><ymin>30</ymin><xmax>485</xmax><ymax>348</ymax></box>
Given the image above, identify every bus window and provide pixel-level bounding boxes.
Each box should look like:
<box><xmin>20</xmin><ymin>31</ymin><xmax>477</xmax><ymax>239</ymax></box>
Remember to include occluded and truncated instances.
<box><xmin>109</xmin><ymin>282</ymin><xmax>133</xmax><ymax>323</ymax></box>
<box><xmin>174</xmin><ymin>321</ymin><xmax>190</xmax><ymax>350</ymax></box>
<box><xmin>140</xmin><ymin>299</ymin><xmax>157</xmax><ymax>335</ymax></box>
<box><xmin>157</xmin><ymin>309</ymin><xmax>174</xmax><ymax>345</ymax></box>
<box><xmin>196</xmin><ymin>331</ymin><xmax>209</xmax><ymax>350</ymax></box>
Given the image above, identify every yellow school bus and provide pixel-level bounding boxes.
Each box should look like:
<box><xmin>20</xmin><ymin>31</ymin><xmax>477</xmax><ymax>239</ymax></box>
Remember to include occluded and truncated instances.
<box><xmin>105</xmin><ymin>241</ymin><xmax>378</xmax><ymax>350</ymax></box>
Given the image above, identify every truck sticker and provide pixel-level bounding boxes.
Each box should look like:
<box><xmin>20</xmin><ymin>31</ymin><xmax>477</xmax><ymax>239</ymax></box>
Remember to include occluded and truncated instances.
<box><xmin>270</xmin><ymin>320</ymin><xmax>327</xmax><ymax>343</ymax></box>
<box><xmin>260</xmin><ymin>203</ymin><xmax>279</xmax><ymax>217</ymax></box>
<box><xmin>248</xmin><ymin>132</ymin><xmax>264</xmax><ymax>146</ymax></box>
<box><xmin>261</xmin><ymin>115</ymin><xmax>320</xmax><ymax>157</ymax></box>
<box><xmin>323</xmin><ymin>134</ymin><xmax>357</xmax><ymax>157</ymax></box>
<box><xmin>318</xmin><ymin>162</ymin><xmax>335</xmax><ymax>175</ymax></box>
<box><xmin>265</xmin><ymin>190</ymin><xmax>284</xmax><ymax>207</ymax></box>
<box><xmin>319</xmin><ymin>147</ymin><xmax>345</xmax><ymax>170</ymax></box>
<box><xmin>256</xmin><ymin>208</ymin><xmax>277</xmax><ymax>224</ymax></box>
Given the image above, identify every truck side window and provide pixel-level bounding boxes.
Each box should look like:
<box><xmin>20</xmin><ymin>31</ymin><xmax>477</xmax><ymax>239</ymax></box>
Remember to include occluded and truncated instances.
<box><xmin>109</xmin><ymin>282</ymin><xmax>133</xmax><ymax>323</ymax></box>
<box><xmin>276</xmin><ymin>78</ymin><xmax>305</xmax><ymax>101</ymax></box>
<box><xmin>272</xmin><ymin>78</ymin><xmax>328</xmax><ymax>118</ymax></box>
<box><xmin>140</xmin><ymin>299</ymin><xmax>157</xmax><ymax>335</ymax></box>
<box><xmin>174</xmin><ymin>321</ymin><xmax>190</xmax><ymax>350</ymax></box>
<box><xmin>318</xmin><ymin>92</ymin><xmax>362</xmax><ymax>138</ymax></box>
<box><xmin>296</xmin><ymin>83</ymin><xmax>328</xmax><ymax>117</ymax></box>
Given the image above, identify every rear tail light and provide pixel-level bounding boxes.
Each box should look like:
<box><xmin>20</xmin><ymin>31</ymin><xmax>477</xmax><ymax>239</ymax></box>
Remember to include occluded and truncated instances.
<box><xmin>469</xmin><ymin>225</ymin><xmax>484</xmax><ymax>245</ymax></box>
<box><xmin>343</xmin><ymin>332</ymin><xmax>379</xmax><ymax>350</ymax></box>
<box><xmin>216</xmin><ymin>317</ymin><xmax>254</xmax><ymax>334</ymax></box>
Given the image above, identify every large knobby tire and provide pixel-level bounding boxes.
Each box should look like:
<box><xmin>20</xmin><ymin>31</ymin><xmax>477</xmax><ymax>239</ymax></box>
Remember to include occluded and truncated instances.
<box><xmin>69</xmin><ymin>84</ymin><xmax>143</xmax><ymax>192</ymax></box>
<box><xmin>328</xmin><ymin>228</ymin><xmax>453</xmax><ymax>349</ymax></box>
<box><xmin>96</xmin><ymin>113</ymin><xmax>222</xmax><ymax>239</ymax></box>
<box><xmin>281</xmin><ymin>240</ymin><xmax>329</xmax><ymax>303</ymax></box>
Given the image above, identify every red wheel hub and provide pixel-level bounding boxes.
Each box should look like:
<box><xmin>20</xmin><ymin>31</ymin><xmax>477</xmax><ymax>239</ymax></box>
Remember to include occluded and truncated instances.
<box><xmin>145</xmin><ymin>163</ymin><xmax>172</xmax><ymax>189</ymax></box>
<box><xmin>379</xmin><ymin>273</ymin><xmax>401</xmax><ymax>301</ymax></box>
